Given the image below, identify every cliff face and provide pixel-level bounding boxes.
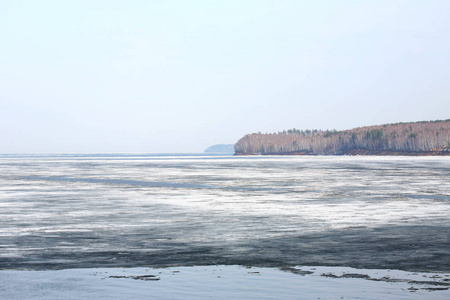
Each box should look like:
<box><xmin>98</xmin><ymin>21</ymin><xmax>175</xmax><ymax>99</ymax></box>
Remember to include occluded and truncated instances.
<box><xmin>235</xmin><ymin>120</ymin><xmax>450</xmax><ymax>156</ymax></box>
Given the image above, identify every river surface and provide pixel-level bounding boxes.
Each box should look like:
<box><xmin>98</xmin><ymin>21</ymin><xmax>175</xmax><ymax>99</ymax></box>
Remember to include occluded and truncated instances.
<box><xmin>0</xmin><ymin>154</ymin><xmax>449</xmax><ymax>271</ymax></box>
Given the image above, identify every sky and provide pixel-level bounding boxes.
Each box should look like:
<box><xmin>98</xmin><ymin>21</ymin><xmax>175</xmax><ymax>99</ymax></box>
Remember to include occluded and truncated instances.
<box><xmin>1</xmin><ymin>0</ymin><xmax>449</xmax><ymax>153</ymax></box>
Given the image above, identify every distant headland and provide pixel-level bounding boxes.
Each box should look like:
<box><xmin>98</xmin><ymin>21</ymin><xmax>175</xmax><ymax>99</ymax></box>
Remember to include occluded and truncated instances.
<box><xmin>235</xmin><ymin>120</ymin><xmax>450</xmax><ymax>156</ymax></box>
<box><xmin>204</xmin><ymin>144</ymin><xmax>235</xmax><ymax>154</ymax></box>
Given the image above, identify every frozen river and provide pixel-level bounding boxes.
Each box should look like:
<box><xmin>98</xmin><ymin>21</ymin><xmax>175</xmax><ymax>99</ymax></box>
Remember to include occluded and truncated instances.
<box><xmin>1</xmin><ymin>154</ymin><xmax>449</xmax><ymax>272</ymax></box>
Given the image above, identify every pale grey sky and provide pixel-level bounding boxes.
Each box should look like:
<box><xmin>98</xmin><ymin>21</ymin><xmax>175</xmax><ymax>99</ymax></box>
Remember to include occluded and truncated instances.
<box><xmin>1</xmin><ymin>0</ymin><xmax>449</xmax><ymax>153</ymax></box>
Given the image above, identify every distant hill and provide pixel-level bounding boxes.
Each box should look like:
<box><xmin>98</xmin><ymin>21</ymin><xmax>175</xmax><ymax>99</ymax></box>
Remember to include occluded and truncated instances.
<box><xmin>235</xmin><ymin>120</ymin><xmax>450</xmax><ymax>156</ymax></box>
<box><xmin>204</xmin><ymin>144</ymin><xmax>235</xmax><ymax>154</ymax></box>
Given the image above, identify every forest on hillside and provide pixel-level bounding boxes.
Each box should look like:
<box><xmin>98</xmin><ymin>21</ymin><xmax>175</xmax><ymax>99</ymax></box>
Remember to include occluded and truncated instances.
<box><xmin>235</xmin><ymin>120</ymin><xmax>450</xmax><ymax>156</ymax></box>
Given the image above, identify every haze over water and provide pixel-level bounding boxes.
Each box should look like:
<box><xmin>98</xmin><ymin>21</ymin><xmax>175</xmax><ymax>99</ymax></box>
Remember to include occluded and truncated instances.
<box><xmin>0</xmin><ymin>154</ymin><xmax>449</xmax><ymax>271</ymax></box>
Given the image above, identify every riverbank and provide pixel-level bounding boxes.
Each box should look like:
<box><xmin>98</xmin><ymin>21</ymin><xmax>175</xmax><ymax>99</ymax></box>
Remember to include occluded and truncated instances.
<box><xmin>235</xmin><ymin>149</ymin><xmax>450</xmax><ymax>156</ymax></box>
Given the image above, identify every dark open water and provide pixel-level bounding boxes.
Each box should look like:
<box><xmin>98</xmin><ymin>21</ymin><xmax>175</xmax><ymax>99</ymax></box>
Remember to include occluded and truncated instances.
<box><xmin>0</xmin><ymin>154</ymin><xmax>449</xmax><ymax>271</ymax></box>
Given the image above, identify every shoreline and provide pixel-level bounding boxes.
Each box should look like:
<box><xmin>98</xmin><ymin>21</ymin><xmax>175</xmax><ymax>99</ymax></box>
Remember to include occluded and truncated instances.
<box><xmin>235</xmin><ymin>149</ymin><xmax>450</xmax><ymax>156</ymax></box>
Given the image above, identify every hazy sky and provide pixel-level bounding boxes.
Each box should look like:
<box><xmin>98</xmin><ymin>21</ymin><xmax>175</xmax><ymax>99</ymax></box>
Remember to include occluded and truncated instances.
<box><xmin>1</xmin><ymin>0</ymin><xmax>449</xmax><ymax>153</ymax></box>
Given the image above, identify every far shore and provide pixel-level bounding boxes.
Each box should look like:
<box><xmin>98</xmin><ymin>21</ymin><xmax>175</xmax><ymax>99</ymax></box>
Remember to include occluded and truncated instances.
<box><xmin>235</xmin><ymin>149</ymin><xmax>450</xmax><ymax>156</ymax></box>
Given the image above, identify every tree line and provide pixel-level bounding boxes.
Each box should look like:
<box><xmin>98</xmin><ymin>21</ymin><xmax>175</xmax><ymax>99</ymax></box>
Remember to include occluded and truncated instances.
<box><xmin>235</xmin><ymin>120</ymin><xmax>450</xmax><ymax>155</ymax></box>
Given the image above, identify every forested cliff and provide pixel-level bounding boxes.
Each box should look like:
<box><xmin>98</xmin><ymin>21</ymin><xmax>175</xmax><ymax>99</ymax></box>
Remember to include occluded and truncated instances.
<box><xmin>235</xmin><ymin>120</ymin><xmax>450</xmax><ymax>156</ymax></box>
